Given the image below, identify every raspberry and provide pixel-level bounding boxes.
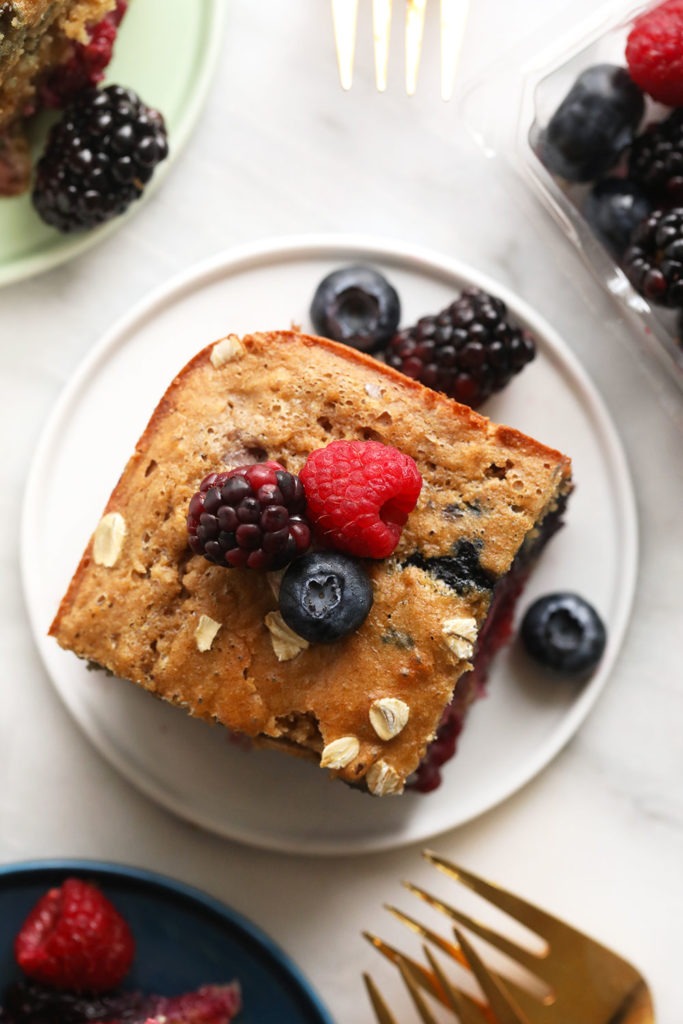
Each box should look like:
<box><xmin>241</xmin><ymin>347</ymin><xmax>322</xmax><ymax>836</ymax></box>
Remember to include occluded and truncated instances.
<box><xmin>187</xmin><ymin>462</ymin><xmax>311</xmax><ymax>570</ymax></box>
<box><xmin>32</xmin><ymin>84</ymin><xmax>168</xmax><ymax>232</ymax></box>
<box><xmin>39</xmin><ymin>1</ymin><xmax>129</xmax><ymax>109</ymax></box>
<box><xmin>14</xmin><ymin>878</ymin><xmax>135</xmax><ymax>992</ymax></box>
<box><xmin>628</xmin><ymin>108</ymin><xmax>683</xmax><ymax>203</ymax></box>
<box><xmin>623</xmin><ymin>207</ymin><xmax>683</xmax><ymax>306</ymax></box>
<box><xmin>299</xmin><ymin>440</ymin><xmax>422</xmax><ymax>559</ymax></box>
<box><xmin>382</xmin><ymin>287</ymin><xmax>536</xmax><ymax>408</ymax></box>
<box><xmin>626</xmin><ymin>0</ymin><xmax>683</xmax><ymax>107</ymax></box>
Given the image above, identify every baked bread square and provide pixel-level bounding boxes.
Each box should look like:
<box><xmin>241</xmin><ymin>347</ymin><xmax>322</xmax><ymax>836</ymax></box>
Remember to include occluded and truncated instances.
<box><xmin>50</xmin><ymin>329</ymin><xmax>572</xmax><ymax>796</ymax></box>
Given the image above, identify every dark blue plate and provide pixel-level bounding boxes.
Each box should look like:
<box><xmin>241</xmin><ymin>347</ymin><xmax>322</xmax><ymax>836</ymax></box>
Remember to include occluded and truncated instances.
<box><xmin>0</xmin><ymin>860</ymin><xmax>335</xmax><ymax>1024</ymax></box>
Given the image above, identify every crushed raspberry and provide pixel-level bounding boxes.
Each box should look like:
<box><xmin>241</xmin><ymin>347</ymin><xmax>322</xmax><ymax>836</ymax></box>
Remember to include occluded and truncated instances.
<box><xmin>626</xmin><ymin>0</ymin><xmax>683</xmax><ymax>106</ymax></box>
<box><xmin>14</xmin><ymin>877</ymin><xmax>135</xmax><ymax>992</ymax></box>
<box><xmin>1</xmin><ymin>979</ymin><xmax>242</xmax><ymax>1023</ymax></box>
<box><xmin>40</xmin><ymin>1</ymin><xmax>129</xmax><ymax>109</ymax></box>
<box><xmin>299</xmin><ymin>440</ymin><xmax>422</xmax><ymax>559</ymax></box>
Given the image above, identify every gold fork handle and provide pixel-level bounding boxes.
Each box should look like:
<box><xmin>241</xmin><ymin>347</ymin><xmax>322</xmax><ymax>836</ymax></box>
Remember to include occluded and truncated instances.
<box><xmin>618</xmin><ymin>979</ymin><xmax>656</xmax><ymax>1024</ymax></box>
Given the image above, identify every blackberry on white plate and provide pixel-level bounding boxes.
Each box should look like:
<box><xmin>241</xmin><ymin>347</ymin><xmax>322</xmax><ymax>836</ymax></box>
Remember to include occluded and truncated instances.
<box><xmin>383</xmin><ymin>287</ymin><xmax>536</xmax><ymax>408</ymax></box>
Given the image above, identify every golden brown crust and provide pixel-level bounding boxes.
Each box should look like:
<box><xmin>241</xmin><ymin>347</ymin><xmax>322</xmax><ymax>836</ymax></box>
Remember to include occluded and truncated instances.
<box><xmin>50</xmin><ymin>330</ymin><xmax>572</xmax><ymax>792</ymax></box>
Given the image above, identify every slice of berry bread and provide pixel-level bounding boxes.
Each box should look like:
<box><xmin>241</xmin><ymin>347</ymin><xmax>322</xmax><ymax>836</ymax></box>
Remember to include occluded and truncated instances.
<box><xmin>49</xmin><ymin>330</ymin><xmax>572</xmax><ymax>796</ymax></box>
<box><xmin>0</xmin><ymin>0</ymin><xmax>126</xmax><ymax>193</ymax></box>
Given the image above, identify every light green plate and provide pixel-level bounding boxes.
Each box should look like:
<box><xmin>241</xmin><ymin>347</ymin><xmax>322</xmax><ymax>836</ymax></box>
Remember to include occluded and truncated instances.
<box><xmin>0</xmin><ymin>0</ymin><xmax>226</xmax><ymax>286</ymax></box>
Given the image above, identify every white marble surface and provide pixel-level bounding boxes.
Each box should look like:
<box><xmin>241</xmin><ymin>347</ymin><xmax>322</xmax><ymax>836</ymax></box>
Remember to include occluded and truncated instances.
<box><xmin>1</xmin><ymin>1</ymin><xmax>682</xmax><ymax>1022</ymax></box>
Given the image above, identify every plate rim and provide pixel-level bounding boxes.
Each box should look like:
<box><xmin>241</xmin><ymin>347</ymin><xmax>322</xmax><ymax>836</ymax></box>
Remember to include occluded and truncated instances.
<box><xmin>20</xmin><ymin>232</ymin><xmax>639</xmax><ymax>855</ymax></box>
<box><xmin>0</xmin><ymin>0</ymin><xmax>227</xmax><ymax>288</ymax></box>
<box><xmin>0</xmin><ymin>857</ymin><xmax>335</xmax><ymax>1023</ymax></box>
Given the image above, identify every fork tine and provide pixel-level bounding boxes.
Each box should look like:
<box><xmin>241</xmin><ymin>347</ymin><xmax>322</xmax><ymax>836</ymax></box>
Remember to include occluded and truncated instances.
<box><xmin>424</xmin><ymin>851</ymin><xmax>558</xmax><ymax>943</ymax></box>
<box><xmin>364</xmin><ymin>929</ymin><xmax>494</xmax><ymax>1020</ymax></box>
<box><xmin>331</xmin><ymin>0</ymin><xmax>359</xmax><ymax>90</ymax></box>
<box><xmin>404</xmin><ymin>880</ymin><xmax>543</xmax><ymax>976</ymax></box>
<box><xmin>363</xmin><ymin>973</ymin><xmax>399</xmax><ymax>1024</ymax></box>
<box><xmin>372</xmin><ymin>0</ymin><xmax>392</xmax><ymax>92</ymax></box>
<box><xmin>455</xmin><ymin>927</ymin><xmax>531</xmax><ymax>1024</ymax></box>
<box><xmin>397</xmin><ymin>956</ymin><xmax>442</xmax><ymax>1024</ymax></box>
<box><xmin>385</xmin><ymin>903</ymin><xmax>469</xmax><ymax>969</ymax></box>
<box><xmin>439</xmin><ymin>0</ymin><xmax>470</xmax><ymax>100</ymax></box>
<box><xmin>364</xmin><ymin>930</ymin><xmax>443</xmax><ymax>1002</ymax></box>
<box><xmin>423</xmin><ymin>945</ymin><xmax>495</xmax><ymax>1024</ymax></box>
<box><xmin>405</xmin><ymin>0</ymin><xmax>427</xmax><ymax>96</ymax></box>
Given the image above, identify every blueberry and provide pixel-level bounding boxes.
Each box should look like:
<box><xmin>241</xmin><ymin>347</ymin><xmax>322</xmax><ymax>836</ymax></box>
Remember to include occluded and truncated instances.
<box><xmin>539</xmin><ymin>64</ymin><xmax>645</xmax><ymax>183</ymax></box>
<box><xmin>520</xmin><ymin>592</ymin><xmax>607</xmax><ymax>675</ymax></box>
<box><xmin>278</xmin><ymin>551</ymin><xmax>373</xmax><ymax>643</ymax></box>
<box><xmin>584</xmin><ymin>178</ymin><xmax>651</xmax><ymax>256</ymax></box>
<box><xmin>310</xmin><ymin>265</ymin><xmax>400</xmax><ymax>352</ymax></box>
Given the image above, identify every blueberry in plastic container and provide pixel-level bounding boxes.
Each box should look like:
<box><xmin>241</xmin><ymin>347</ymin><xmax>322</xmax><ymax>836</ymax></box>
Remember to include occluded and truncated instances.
<box><xmin>538</xmin><ymin>64</ymin><xmax>645</xmax><ymax>183</ymax></box>
<box><xmin>583</xmin><ymin>178</ymin><xmax>651</xmax><ymax>257</ymax></box>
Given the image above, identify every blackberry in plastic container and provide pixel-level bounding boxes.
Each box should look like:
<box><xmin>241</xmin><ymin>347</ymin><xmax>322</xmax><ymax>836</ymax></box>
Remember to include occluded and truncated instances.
<box><xmin>628</xmin><ymin>106</ymin><xmax>683</xmax><ymax>204</ymax></box>
<box><xmin>538</xmin><ymin>64</ymin><xmax>645</xmax><ymax>183</ymax></box>
<box><xmin>187</xmin><ymin>462</ymin><xmax>312</xmax><ymax>571</ymax></box>
<box><xmin>383</xmin><ymin>286</ymin><xmax>536</xmax><ymax>408</ymax></box>
<box><xmin>623</xmin><ymin>207</ymin><xmax>683</xmax><ymax>307</ymax></box>
<box><xmin>32</xmin><ymin>84</ymin><xmax>168</xmax><ymax>232</ymax></box>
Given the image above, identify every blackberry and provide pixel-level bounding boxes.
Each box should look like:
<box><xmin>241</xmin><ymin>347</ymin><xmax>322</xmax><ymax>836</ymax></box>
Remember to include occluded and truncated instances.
<box><xmin>187</xmin><ymin>462</ymin><xmax>312</xmax><ymax>571</ymax></box>
<box><xmin>628</xmin><ymin>108</ymin><xmax>683</xmax><ymax>203</ymax></box>
<box><xmin>623</xmin><ymin>207</ymin><xmax>683</xmax><ymax>307</ymax></box>
<box><xmin>383</xmin><ymin>287</ymin><xmax>536</xmax><ymax>408</ymax></box>
<box><xmin>32</xmin><ymin>84</ymin><xmax>168</xmax><ymax>232</ymax></box>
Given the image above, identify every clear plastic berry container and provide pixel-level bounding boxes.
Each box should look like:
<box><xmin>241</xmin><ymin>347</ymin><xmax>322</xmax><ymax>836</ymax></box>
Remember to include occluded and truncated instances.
<box><xmin>462</xmin><ymin>0</ymin><xmax>683</xmax><ymax>393</ymax></box>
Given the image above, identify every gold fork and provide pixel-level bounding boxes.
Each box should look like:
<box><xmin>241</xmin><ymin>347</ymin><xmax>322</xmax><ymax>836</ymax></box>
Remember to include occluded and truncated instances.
<box><xmin>363</xmin><ymin>850</ymin><xmax>655</xmax><ymax>1023</ymax></box>
<box><xmin>331</xmin><ymin>0</ymin><xmax>471</xmax><ymax>100</ymax></box>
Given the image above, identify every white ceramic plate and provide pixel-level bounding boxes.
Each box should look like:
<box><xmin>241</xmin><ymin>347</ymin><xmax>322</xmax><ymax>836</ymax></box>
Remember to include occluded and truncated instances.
<box><xmin>0</xmin><ymin>0</ymin><xmax>226</xmax><ymax>286</ymax></box>
<box><xmin>21</xmin><ymin>235</ymin><xmax>638</xmax><ymax>855</ymax></box>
